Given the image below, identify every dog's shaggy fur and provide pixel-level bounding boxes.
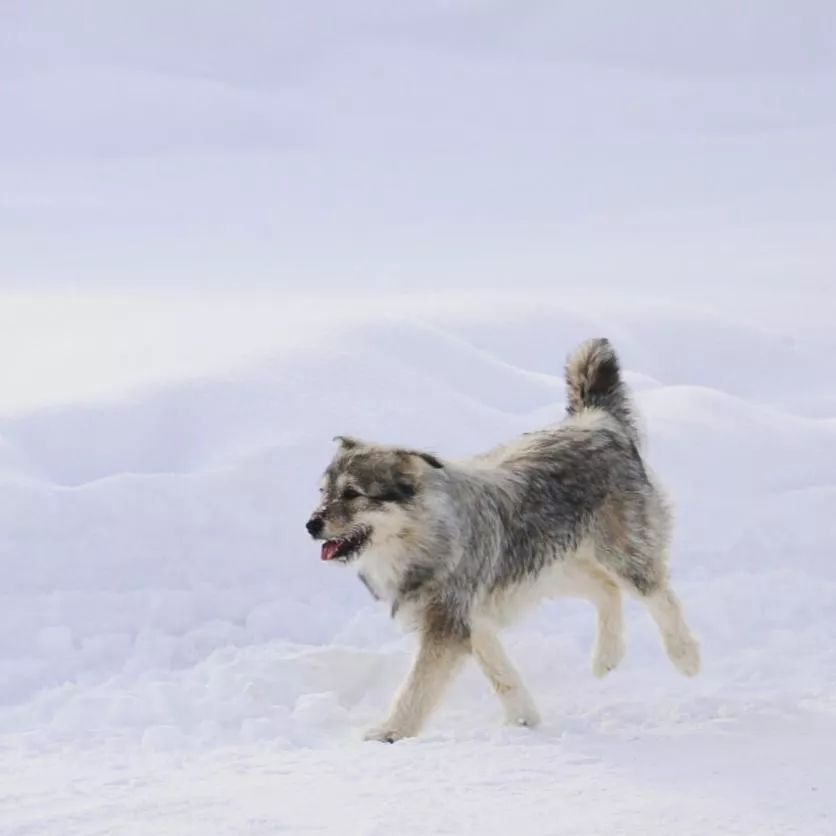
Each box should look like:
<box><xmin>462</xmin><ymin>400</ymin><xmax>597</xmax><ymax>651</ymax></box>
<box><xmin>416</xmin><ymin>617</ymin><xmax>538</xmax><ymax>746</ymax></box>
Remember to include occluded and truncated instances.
<box><xmin>306</xmin><ymin>338</ymin><xmax>700</xmax><ymax>742</ymax></box>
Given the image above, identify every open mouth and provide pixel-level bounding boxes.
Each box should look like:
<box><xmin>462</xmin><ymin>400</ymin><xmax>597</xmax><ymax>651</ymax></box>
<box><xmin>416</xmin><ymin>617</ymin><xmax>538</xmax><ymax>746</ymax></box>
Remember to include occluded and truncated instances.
<box><xmin>320</xmin><ymin>529</ymin><xmax>370</xmax><ymax>562</ymax></box>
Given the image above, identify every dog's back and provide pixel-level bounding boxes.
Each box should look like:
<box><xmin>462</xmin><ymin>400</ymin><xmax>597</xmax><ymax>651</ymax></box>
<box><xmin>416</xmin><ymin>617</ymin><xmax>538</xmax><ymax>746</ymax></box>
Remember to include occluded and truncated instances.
<box><xmin>451</xmin><ymin>338</ymin><xmax>664</xmax><ymax>597</ymax></box>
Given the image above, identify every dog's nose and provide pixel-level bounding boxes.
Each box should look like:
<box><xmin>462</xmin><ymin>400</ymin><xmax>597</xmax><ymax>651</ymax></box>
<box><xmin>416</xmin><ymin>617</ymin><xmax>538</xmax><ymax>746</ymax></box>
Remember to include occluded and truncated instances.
<box><xmin>306</xmin><ymin>514</ymin><xmax>324</xmax><ymax>537</ymax></box>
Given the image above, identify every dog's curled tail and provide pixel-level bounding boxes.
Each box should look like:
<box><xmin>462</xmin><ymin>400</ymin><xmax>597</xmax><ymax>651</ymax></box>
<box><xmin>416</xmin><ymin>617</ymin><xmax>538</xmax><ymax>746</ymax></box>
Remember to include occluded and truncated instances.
<box><xmin>564</xmin><ymin>338</ymin><xmax>642</xmax><ymax>448</ymax></box>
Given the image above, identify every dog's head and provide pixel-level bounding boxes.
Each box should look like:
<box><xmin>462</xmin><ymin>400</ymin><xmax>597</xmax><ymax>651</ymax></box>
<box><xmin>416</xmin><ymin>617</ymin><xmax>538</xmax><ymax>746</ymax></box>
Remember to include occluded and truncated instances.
<box><xmin>306</xmin><ymin>435</ymin><xmax>444</xmax><ymax>563</ymax></box>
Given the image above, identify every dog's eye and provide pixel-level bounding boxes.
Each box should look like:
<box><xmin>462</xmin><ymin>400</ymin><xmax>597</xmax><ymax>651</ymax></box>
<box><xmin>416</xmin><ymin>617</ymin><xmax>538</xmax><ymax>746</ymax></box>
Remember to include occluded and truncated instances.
<box><xmin>342</xmin><ymin>487</ymin><xmax>361</xmax><ymax>501</ymax></box>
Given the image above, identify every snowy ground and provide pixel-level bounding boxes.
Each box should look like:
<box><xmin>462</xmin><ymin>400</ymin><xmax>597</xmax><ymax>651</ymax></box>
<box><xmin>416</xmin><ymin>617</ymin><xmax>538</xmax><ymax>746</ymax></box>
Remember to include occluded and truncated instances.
<box><xmin>3</xmin><ymin>2</ymin><xmax>836</xmax><ymax>833</ymax></box>
<box><xmin>1</xmin><ymin>293</ymin><xmax>835</xmax><ymax>835</ymax></box>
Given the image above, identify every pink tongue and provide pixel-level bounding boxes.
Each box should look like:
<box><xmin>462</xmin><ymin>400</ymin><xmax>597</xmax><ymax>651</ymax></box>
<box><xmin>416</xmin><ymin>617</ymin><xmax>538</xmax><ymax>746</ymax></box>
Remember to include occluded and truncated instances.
<box><xmin>321</xmin><ymin>540</ymin><xmax>342</xmax><ymax>561</ymax></box>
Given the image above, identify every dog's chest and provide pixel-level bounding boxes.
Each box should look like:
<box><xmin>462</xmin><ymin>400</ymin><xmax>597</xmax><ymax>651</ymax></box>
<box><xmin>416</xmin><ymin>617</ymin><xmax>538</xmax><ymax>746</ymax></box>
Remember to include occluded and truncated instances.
<box><xmin>354</xmin><ymin>551</ymin><xmax>405</xmax><ymax>604</ymax></box>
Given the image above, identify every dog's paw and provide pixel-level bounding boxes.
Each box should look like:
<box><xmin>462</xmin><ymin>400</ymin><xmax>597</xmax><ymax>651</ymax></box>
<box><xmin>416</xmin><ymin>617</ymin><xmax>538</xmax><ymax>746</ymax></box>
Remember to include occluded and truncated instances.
<box><xmin>363</xmin><ymin>724</ymin><xmax>412</xmax><ymax>744</ymax></box>
<box><xmin>667</xmin><ymin>635</ymin><xmax>701</xmax><ymax>677</ymax></box>
<box><xmin>502</xmin><ymin>693</ymin><xmax>541</xmax><ymax>729</ymax></box>
<box><xmin>505</xmin><ymin>708</ymin><xmax>541</xmax><ymax>729</ymax></box>
<box><xmin>592</xmin><ymin>635</ymin><xmax>625</xmax><ymax>679</ymax></box>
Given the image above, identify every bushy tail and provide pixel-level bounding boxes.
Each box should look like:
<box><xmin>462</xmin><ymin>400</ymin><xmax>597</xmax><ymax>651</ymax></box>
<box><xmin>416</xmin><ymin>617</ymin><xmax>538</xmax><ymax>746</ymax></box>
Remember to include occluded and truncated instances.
<box><xmin>564</xmin><ymin>338</ymin><xmax>642</xmax><ymax>448</ymax></box>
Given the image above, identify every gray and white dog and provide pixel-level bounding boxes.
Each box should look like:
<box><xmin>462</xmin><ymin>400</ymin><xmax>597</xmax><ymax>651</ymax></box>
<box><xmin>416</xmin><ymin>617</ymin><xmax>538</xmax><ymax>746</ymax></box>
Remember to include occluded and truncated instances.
<box><xmin>306</xmin><ymin>338</ymin><xmax>700</xmax><ymax>742</ymax></box>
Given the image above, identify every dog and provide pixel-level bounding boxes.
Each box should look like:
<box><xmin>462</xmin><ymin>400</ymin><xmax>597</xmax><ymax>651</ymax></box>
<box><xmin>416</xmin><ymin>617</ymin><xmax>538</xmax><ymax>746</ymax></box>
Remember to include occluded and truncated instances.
<box><xmin>306</xmin><ymin>337</ymin><xmax>701</xmax><ymax>742</ymax></box>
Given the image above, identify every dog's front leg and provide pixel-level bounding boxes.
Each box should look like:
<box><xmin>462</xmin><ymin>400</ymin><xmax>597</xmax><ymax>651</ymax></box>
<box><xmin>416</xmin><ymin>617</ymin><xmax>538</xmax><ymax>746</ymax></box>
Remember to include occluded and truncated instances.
<box><xmin>471</xmin><ymin>629</ymin><xmax>541</xmax><ymax>728</ymax></box>
<box><xmin>364</xmin><ymin>630</ymin><xmax>469</xmax><ymax>743</ymax></box>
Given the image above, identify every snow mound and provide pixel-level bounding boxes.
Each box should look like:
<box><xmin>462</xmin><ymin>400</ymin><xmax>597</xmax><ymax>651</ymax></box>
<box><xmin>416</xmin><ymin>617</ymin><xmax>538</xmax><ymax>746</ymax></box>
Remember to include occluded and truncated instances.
<box><xmin>0</xmin><ymin>304</ymin><xmax>833</xmax><ymax>763</ymax></box>
<box><xmin>0</xmin><ymin>316</ymin><xmax>560</xmax><ymax>487</ymax></box>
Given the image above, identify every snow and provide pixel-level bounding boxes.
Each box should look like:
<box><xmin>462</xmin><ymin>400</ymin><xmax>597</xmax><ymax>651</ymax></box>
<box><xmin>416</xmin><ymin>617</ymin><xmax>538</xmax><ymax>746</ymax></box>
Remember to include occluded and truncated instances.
<box><xmin>2</xmin><ymin>2</ymin><xmax>836</xmax><ymax>834</ymax></box>
<box><xmin>1</xmin><ymin>295</ymin><xmax>835</xmax><ymax>834</ymax></box>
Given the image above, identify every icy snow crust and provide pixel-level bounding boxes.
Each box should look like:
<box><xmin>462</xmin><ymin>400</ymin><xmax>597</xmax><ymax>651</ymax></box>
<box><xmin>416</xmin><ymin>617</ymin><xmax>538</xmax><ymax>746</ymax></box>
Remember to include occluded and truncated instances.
<box><xmin>1</xmin><ymin>299</ymin><xmax>835</xmax><ymax>834</ymax></box>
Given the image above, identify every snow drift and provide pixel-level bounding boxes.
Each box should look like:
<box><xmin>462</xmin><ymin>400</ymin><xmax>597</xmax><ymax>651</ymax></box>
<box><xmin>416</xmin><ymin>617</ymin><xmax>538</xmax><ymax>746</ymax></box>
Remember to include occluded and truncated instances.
<box><xmin>1</xmin><ymin>300</ymin><xmax>834</xmax><ymax>754</ymax></box>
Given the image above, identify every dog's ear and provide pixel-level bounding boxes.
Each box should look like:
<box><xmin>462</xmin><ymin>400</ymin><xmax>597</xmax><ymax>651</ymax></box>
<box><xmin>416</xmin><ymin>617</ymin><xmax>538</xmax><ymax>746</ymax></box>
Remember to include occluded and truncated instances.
<box><xmin>333</xmin><ymin>435</ymin><xmax>362</xmax><ymax>450</ymax></box>
<box><xmin>415</xmin><ymin>451</ymin><xmax>444</xmax><ymax>469</ymax></box>
<box><xmin>371</xmin><ymin>448</ymin><xmax>443</xmax><ymax>502</ymax></box>
<box><xmin>401</xmin><ymin>449</ymin><xmax>444</xmax><ymax>469</ymax></box>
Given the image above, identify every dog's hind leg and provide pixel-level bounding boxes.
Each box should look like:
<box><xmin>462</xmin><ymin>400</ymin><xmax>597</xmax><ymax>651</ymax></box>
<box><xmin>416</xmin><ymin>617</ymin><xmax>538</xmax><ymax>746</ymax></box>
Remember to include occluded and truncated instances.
<box><xmin>639</xmin><ymin>582</ymin><xmax>701</xmax><ymax>677</ymax></box>
<box><xmin>576</xmin><ymin>564</ymin><xmax>626</xmax><ymax>679</ymax></box>
<box><xmin>606</xmin><ymin>550</ymin><xmax>701</xmax><ymax>677</ymax></box>
<box><xmin>364</xmin><ymin>630</ymin><xmax>469</xmax><ymax>743</ymax></box>
<box><xmin>471</xmin><ymin>629</ymin><xmax>541</xmax><ymax>728</ymax></box>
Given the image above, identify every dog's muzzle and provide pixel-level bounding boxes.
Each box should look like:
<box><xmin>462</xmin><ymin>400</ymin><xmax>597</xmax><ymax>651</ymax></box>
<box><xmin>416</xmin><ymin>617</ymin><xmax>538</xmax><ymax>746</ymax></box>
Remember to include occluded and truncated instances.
<box><xmin>306</xmin><ymin>513</ymin><xmax>324</xmax><ymax>538</ymax></box>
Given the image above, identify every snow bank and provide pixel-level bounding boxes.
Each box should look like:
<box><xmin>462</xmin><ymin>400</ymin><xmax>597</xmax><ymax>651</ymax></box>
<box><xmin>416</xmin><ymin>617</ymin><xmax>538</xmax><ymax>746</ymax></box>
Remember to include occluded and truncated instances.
<box><xmin>0</xmin><ymin>300</ymin><xmax>833</xmax><ymax>757</ymax></box>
